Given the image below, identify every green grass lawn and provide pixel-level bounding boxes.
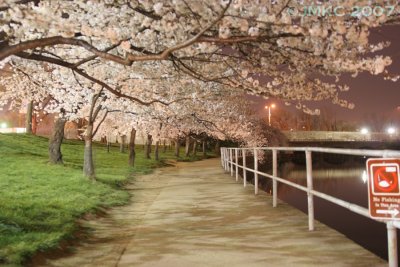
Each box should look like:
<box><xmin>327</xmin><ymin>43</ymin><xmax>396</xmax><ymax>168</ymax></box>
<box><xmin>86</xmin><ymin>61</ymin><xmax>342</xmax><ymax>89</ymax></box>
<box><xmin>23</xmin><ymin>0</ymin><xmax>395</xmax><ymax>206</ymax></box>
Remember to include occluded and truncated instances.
<box><xmin>0</xmin><ymin>134</ymin><xmax>212</xmax><ymax>266</ymax></box>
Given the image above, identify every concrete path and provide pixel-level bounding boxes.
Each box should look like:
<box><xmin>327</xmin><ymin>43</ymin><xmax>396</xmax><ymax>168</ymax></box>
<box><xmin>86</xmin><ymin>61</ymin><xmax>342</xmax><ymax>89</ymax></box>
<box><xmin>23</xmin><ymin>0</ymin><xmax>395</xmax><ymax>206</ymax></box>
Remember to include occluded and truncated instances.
<box><xmin>37</xmin><ymin>158</ymin><xmax>387</xmax><ymax>267</ymax></box>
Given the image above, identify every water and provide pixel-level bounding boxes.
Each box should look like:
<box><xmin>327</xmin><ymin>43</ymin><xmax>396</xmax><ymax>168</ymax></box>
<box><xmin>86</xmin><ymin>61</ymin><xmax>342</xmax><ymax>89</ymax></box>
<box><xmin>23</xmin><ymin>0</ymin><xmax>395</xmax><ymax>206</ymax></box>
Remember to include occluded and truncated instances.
<box><xmin>244</xmin><ymin>154</ymin><xmax>399</xmax><ymax>261</ymax></box>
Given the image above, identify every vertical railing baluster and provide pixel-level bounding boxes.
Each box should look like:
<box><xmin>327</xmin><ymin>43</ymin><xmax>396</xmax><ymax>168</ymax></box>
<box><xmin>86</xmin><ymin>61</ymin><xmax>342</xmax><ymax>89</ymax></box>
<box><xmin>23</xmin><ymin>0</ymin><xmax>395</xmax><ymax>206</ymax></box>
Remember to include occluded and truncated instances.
<box><xmin>243</xmin><ymin>149</ymin><xmax>247</xmax><ymax>187</ymax></box>
<box><xmin>272</xmin><ymin>149</ymin><xmax>278</xmax><ymax>208</ymax></box>
<box><xmin>235</xmin><ymin>148</ymin><xmax>238</xmax><ymax>182</ymax></box>
<box><xmin>387</xmin><ymin>221</ymin><xmax>398</xmax><ymax>267</ymax></box>
<box><xmin>306</xmin><ymin>150</ymin><xmax>314</xmax><ymax>231</ymax></box>
<box><xmin>254</xmin><ymin>148</ymin><xmax>258</xmax><ymax>195</ymax></box>
<box><xmin>220</xmin><ymin>148</ymin><xmax>223</xmax><ymax>167</ymax></box>
<box><xmin>230</xmin><ymin>149</ymin><xmax>233</xmax><ymax>176</ymax></box>
<box><xmin>225</xmin><ymin>149</ymin><xmax>229</xmax><ymax>171</ymax></box>
<box><xmin>224</xmin><ymin>149</ymin><xmax>228</xmax><ymax>171</ymax></box>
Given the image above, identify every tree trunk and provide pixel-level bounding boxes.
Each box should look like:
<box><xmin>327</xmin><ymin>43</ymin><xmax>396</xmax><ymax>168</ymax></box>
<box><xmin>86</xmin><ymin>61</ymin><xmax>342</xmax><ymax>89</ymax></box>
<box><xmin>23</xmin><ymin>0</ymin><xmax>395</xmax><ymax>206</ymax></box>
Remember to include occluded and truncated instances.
<box><xmin>174</xmin><ymin>137</ymin><xmax>180</xmax><ymax>157</ymax></box>
<box><xmin>215</xmin><ymin>140</ymin><xmax>221</xmax><ymax>156</ymax></box>
<box><xmin>120</xmin><ymin>135</ymin><xmax>126</xmax><ymax>153</ymax></box>
<box><xmin>145</xmin><ymin>134</ymin><xmax>152</xmax><ymax>159</ymax></box>
<box><xmin>129</xmin><ymin>128</ymin><xmax>136</xmax><ymax>167</ymax></box>
<box><xmin>202</xmin><ymin>140</ymin><xmax>206</xmax><ymax>157</ymax></box>
<box><xmin>32</xmin><ymin>116</ymin><xmax>37</xmax><ymax>135</ymax></box>
<box><xmin>26</xmin><ymin>101</ymin><xmax>33</xmax><ymax>134</ymax></box>
<box><xmin>107</xmin><ymin>138</ymin><xmax>111</xmax><ymax>153</ymax></box>
<box><xmin>192</xmin><ymin>139</ymin><xmax>197</xmax><ymax>156</ymax></box>
<box><xmin>155</xmin><ymin>141</ymin><xmax>159</xmax><ymax>161</ymax></box>
<box><xmin>163</xmin><ymin>139</ymin><xmax>167</xmax><ymax>153</ymax></box>
<box><xmin>83</xmin><ymin>124</ymin><xmax>95</xmax><ymax>179</ymax></box>
<box><xmin>185</xmin><ymin>135</ymin><xmax>190</xmax><ymax>157</ymax></box>
<box><xmin>48</xmin><ymin>118</ymin><xmax>66</xmax><ymax>164</ymax></box>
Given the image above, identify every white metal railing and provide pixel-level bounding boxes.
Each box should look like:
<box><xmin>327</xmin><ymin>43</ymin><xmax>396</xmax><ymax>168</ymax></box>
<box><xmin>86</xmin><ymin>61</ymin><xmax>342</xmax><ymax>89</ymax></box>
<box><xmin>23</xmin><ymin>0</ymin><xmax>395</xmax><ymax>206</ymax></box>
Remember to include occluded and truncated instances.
<box><xmin>221</xmin><ymin>146</ymin><xmax>400</xmax><ymax>267</ymax></box>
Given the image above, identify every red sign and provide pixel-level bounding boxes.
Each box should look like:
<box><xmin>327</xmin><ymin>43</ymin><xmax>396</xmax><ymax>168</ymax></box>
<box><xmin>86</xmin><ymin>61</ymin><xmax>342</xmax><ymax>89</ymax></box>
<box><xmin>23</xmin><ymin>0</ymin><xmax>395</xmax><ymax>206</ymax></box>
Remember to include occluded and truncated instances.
<box><xmin>367</xmin><ymin>158</ymin><xmax>400</xmax><ymax>220</ymax></box>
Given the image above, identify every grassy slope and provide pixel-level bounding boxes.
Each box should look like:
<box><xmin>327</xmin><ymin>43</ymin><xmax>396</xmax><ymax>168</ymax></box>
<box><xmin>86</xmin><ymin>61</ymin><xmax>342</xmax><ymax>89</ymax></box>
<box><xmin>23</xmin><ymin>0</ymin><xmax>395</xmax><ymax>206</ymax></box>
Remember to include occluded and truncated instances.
<box><xmin>0</xmin><ymin>134</ymin><xmax>205</xmax><ymax>266</ymax></box>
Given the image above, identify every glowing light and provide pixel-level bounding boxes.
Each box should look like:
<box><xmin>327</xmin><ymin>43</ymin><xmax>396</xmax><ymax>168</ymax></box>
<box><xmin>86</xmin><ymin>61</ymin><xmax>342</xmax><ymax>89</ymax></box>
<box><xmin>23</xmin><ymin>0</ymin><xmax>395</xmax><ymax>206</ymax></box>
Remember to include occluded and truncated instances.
<box><xmin>387</xmin><ymin>127</ymin><xmax>396</xmax><ymax>135</ymax></box>
<box><xmin>0</xmin><ymin>122</ymin><xmax>7</xmax><ymax>129</ymax></box>
<box><xmin>362</xmin><ymin>170</ymin><xmax>368</xmax><ymax>184</ymax></box>
<box><xmin>360</xmin><ymin>128</ymin><xmax>369</xmax><ymax>135</ymax></box>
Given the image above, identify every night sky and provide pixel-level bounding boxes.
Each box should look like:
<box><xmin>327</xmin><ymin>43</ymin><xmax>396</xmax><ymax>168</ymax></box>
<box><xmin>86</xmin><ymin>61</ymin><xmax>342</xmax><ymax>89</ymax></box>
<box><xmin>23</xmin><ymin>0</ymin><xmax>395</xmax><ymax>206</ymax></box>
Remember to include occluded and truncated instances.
<box><xmin>251</xmin><ymin>24</ymin><xmax>400</xmax><ymax>122</ymax></box>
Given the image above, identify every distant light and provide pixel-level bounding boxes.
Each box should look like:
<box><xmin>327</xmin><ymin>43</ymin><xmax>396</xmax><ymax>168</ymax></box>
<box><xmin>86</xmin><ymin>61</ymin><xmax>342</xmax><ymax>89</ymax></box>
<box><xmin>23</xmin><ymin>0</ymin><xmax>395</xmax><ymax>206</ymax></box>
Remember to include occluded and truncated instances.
<box><xmin>362</xmin><ymin>170</ymin><xmax>368</xmax><ymax>184</ymax></box>
<box><xmin>0</xmin><ymin>122</ymin><xmax>7</xmax><ymax>129</ymax></box>
<box><xmin>360</xmin><ymin>128</ymin><xmax>369</xmax><ymax>135</ymax></box>
<box><xmin>387</xmin><ymin>127</ymin><xmax>396</xmax><ymax>135</ymax></box>
<box><xmin>265</xmin><ymin>104</ymin><xmax>276</xmax><ymax>109</ymax></box>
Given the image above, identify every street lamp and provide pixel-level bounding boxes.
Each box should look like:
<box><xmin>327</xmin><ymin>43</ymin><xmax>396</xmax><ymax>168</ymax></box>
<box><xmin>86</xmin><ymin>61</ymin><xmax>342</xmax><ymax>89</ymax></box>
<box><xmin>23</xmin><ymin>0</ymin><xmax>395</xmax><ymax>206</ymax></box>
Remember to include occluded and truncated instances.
<box><xmin>265</xmin><ymin>104</ymin><xmax>276</xmax><ymax>126</ymax></box>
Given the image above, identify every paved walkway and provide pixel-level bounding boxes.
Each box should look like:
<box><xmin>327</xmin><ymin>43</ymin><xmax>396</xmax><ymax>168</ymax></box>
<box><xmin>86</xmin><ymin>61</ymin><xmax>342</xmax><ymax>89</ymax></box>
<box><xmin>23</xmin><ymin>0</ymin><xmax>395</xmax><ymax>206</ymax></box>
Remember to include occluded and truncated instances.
<box><xmin>37</xmin><ymin>158</ymin><xmax>386</xmax><ymax>267</ymax></box>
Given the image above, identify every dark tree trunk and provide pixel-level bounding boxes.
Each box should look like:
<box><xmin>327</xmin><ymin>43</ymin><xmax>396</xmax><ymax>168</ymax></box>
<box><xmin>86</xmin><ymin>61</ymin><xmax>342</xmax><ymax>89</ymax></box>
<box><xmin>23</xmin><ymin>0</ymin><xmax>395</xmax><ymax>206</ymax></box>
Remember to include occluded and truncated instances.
<box><xmin>26</xmin><ymin>101</ymin><xmax>33</xmax><ymax>134</ymax></box>
<box><xmin>174</xmin><ymin>137</ymin><xmax>180</xmax><ymax>157</ymax></box>
<box><xmin>120</xmin><ymin>135</ymin><xmax>126</xmax><ymax>153</ymax></box>
<box><xmin>185</xmin><ymin>135</ymin><xmax>190</xmax><ymax>157</ymax></box>
<box><xmin>129</xmin><ymin>128</ymin><xmax>136</xmax><ymax>167</ymax></box>
<box><xmin>145</xmin><ymin>134</ymin><xmax>152</xmax><ymax>159</ymax></box>
<box><xmin>32</xmin><ymin>116</ymin><xmax>37</xmax><ymax>135</ymax></box>
<box><xmin>155</xmin><ymin>141</ymin><xmax>160</xmax><ymax>161</ymax></box>
<box><xmin>48</xmin><ymin>118</ymin><xmax>66</xmax><ymax>164</ymax></box>
<box><xmin>202</xmin><ymin>140</ymin><xmax>207</xmax><ymax>157</ymax></box>
<box><xmin>215</xmin><ymin>140</ymin><xmax>221</xmax><ymax>156</ymax></box>
<box><xmin>163</xmin><ymin>139</ymin><xmax>167</xmax><ymax>153</ymax></box>
<box><xmin>192</xmin><ymin>139</ymin><xmax>197</xmax><ymax>156</ymax></box>
<box><xmin>83</xmin><ymin>124</ymin><xmax>95</xmax><ymax>179</ymax></box>
<box><xmin>107</xmin><ymin>138</ymin><xmax>111</xmax><ymax>153</ymax></box>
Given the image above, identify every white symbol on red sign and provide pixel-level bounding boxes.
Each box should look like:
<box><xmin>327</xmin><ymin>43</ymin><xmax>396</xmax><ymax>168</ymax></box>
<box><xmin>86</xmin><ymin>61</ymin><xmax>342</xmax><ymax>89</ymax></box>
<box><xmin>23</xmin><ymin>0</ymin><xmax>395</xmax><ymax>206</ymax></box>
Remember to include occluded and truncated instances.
<box><xmin>370</xmin><ymin>163</ymin><xmax>400</xmax><ymax>195</ymax></box>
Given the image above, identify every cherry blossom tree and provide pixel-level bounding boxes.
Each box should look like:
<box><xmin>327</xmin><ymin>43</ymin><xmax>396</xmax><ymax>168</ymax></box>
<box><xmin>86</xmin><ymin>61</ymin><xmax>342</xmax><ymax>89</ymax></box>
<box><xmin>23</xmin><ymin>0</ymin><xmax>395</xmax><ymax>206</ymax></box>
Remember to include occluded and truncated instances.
<box><xmin>1</xmin><ymin>0</ymin><xmax>400</xmax><ymax>177</ymax></box>
<box><xmin>0</xmin><ymin>0</ymin><xmax>398</xmax><ymax>112</ymax></box>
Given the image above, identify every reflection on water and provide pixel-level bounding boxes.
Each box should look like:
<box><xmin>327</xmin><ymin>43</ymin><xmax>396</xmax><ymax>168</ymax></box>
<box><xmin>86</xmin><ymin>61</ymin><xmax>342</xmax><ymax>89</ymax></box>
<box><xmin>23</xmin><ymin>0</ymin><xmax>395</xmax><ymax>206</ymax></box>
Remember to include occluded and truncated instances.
<box><xmin>270</xmin><ymin>162</ymin><xmax>395</xmax><ymax>261</ymax></box>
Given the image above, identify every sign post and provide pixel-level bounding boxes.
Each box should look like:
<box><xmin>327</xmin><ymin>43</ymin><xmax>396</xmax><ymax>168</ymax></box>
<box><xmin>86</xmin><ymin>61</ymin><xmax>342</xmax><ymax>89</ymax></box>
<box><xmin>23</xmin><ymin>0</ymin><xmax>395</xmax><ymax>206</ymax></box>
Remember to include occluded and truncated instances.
<box><xmin>367</xmin><ymin>158</ymin><xmax>400</xmax><ymax>220</ymax></box>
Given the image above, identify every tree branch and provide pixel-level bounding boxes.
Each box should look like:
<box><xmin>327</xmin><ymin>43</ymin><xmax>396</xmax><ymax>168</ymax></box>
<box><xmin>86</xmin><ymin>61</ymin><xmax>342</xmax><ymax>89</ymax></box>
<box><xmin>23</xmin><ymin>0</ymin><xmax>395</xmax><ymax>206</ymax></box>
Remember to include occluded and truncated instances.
<box><xmin>15</xmin><ymin>52</ymin><xmax>179</xmax><ymax>106</ymax></box>
<box><xmin>92</xmin><ymin>109</ymin><xmax>108</xmax><ymax>137</ymax></box>
<box><xmin>1</xmin><ymin>0</ymin><xmax>232</xmax><ymax>64</ymax></box>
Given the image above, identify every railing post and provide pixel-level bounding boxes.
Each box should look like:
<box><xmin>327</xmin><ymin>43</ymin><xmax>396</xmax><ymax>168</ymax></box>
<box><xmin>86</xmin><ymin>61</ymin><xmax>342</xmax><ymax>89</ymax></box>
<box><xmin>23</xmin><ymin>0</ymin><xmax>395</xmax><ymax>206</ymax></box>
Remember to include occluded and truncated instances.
<box><xmin>387</xmin><ymin>221</ymin><xmax>398</xmax><ymax>267</ymax></box>
<box><xmin>221</xmin><ymin>148</ymin><xmax>224</xmax><ymax>167</ymax></box>
<box><xmin>305</xmin><ymin>150</ymin><xmax>314</xmax><ymax>231</ymax></box>
<box><xmin>222</xmin><ymin>148</ymin><xmax>225</xmax><ymax>170</ymax></box>
<box><xmin>225</xmin><ymin>149</ymin><xmax>229</xmax><ymax>171</ymax></box>
<box><xmin>272</xmin><ymin>149</ymin><xmax>278</xmax><ymax>208</ymax></box>
<box><xmin>254</xmin><ymin>148</ymin><xmax>258</xmax><ymax>195</ymax></box>
<box><xmin>230</xmin><ymin>149</ymin><xmax>233</xmax><ymax>176</ymax></box>
<box><xmin>224</xmin><ymin>148</ymin><xmax>227</xmax><ymax>171</ymax></box>
<box><xmin>243</xmin><ymin>149</ymin><xmax>247</xmax><ymax>187</ymax></box>
<box><xmin>235</xmin><ymin>148</ymin><xmax>238</xmax><ymax>182</ymax></box>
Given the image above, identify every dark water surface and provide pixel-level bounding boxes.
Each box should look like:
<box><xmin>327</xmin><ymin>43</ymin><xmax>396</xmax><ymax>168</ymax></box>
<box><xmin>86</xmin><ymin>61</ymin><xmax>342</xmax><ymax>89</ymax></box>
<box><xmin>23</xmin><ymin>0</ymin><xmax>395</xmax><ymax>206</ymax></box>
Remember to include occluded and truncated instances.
<box><xmin>242</xmin><ymin>153</ymin><xmax>399</xmax><ymax>261</ymax></box>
